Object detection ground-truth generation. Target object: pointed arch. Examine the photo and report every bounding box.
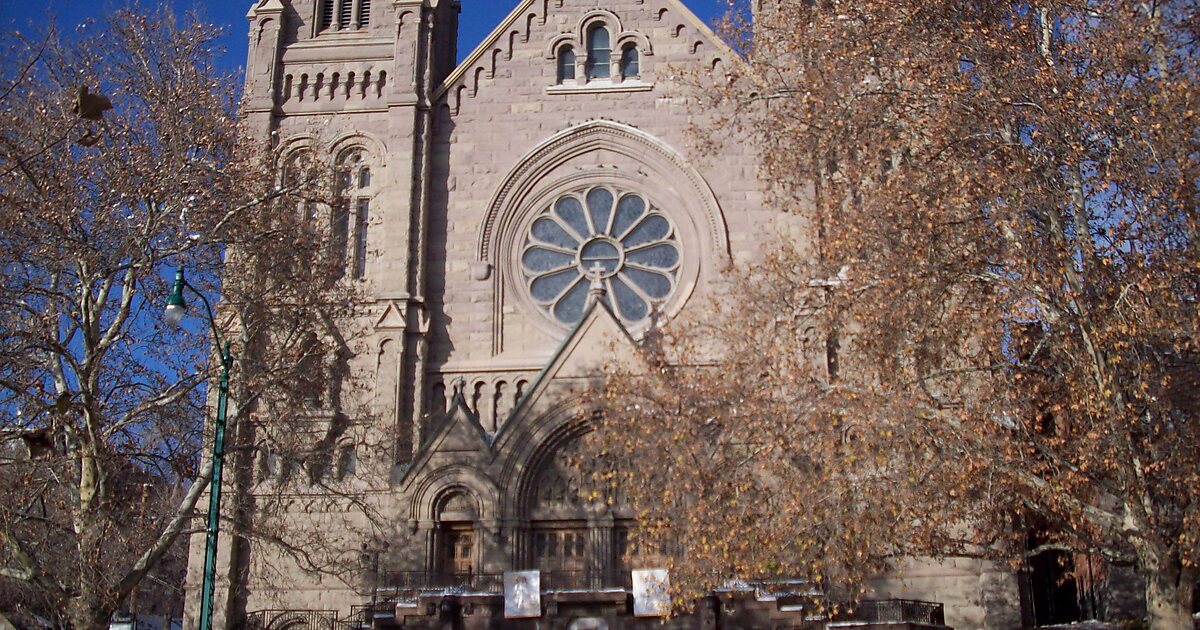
[495,398,595,519]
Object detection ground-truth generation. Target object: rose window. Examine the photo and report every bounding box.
[520,186,681,327]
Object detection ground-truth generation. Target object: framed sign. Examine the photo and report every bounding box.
[504,570,541,619]
[631,568,671,617]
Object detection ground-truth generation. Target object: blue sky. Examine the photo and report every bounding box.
[1,1,730,70]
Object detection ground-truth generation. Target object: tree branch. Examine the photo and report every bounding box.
[114,456,213,601]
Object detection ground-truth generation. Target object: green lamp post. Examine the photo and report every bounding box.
[165,269,231,630]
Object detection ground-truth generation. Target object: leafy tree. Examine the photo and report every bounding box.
[590,1,1198,628]
[0,8,366,629]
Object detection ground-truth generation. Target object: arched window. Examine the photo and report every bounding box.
[334,149,374,279]
[282,149,320,226]
[335,445,357,481]
[282,149,310,188]
[620,45,640,79]
[586,25,611,80]
[557,46,576,83]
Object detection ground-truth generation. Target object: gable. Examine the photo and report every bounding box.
[491,296,646,447]
[435,0,738,110]
[399,393,493,485]
[401,297,644,484]
[425,396,492,453]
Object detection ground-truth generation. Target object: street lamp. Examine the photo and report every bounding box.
[164,269,231,630]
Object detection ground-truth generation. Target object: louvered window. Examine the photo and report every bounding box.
[339,0,353,30]
[358,0,371,26]
[318,0,334,31]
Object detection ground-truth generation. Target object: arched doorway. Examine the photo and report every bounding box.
[521,436,621,590]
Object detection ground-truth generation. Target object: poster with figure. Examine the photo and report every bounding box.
[632,569,671,617]
[504,570,541,618]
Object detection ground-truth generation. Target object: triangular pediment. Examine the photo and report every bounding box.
[247,0,284,18]
[436,0,739,102]
[546,300,641,381]
[427,395,492,454]
[374,300,407,330]
[399,394,492,484]
[492,298,647,446]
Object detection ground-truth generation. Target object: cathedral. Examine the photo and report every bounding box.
[183,1,1029,628]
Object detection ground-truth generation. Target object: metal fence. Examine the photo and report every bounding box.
[377,569,632,594]
[244,586,943,629]
[380,570,504,594]
[540,569,632,591]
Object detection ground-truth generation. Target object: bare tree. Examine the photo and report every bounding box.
[0,8,371,629]
[590,1,1198,629]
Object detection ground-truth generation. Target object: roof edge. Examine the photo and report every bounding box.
[436,0,536,101]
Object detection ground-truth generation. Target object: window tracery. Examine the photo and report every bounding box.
[334,148,374,279]
[519,186,681,327]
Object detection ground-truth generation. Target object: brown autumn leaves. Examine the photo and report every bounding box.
[587,1,1198,628]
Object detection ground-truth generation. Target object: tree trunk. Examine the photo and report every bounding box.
[66,598,114,630]
[1143,555,1195,630]
[68,444,115,630]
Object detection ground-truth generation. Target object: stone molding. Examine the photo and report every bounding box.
[477,120,728,264]
[478,120,728,351]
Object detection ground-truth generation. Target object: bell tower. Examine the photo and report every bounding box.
[240,0,460,126]
[237,0,462,469]
[193,4,464,625]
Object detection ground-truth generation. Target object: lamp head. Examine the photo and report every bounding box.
[164,270,188,327]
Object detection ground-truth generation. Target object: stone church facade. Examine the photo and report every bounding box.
[184,1,1027,628]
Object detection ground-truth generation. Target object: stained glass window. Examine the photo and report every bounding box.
[520,186,682,327]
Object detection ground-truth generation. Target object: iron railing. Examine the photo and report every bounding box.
[245,609,340,630]
[538,568,632,591]
[247,595,944,629]
[377,569,632,594]
[380,570,504,594]
[837,599,946,625]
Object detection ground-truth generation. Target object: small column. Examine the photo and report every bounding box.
[511,520,531,570]
[418,521,437,576]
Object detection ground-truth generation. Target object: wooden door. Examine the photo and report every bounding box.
[440,528,474,577]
